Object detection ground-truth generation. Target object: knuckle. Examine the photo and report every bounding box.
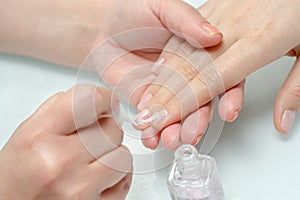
[176,61,198,81]
[177,42,195,58]
[24,134,74,188]
[194,66,224,97]
[288,85,300,100]
[73,84,111,105]
[151,88,172,105]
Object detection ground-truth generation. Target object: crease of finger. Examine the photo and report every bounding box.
[158,39,267,131]
[100,173,132,200]
[135,38,239,131]
[78,118,123,163]
[137,37,192,109]
[89,146,132,192]
[137,26,238,114]
[140,35,238,111]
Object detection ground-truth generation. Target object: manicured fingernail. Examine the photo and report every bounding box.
[134,107,168,128]
[134,109,151,126]
[228,109,240,122]
[137,92,152,110]
[151,57,165,75]
[192,133,203,146]
[281,110,296,133]
[142,127,160,149]
[202,22,222,36]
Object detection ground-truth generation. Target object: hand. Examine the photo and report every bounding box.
[133,36,245,150]
[0,0,222,67]
[134,0,300,137]
[82,0,225,150]
[0,85,132,200]
[0,0,226,150]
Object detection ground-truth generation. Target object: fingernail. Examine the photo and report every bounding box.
[281,110,296,133]
[192,133,203,146]
[134,109,151,126]
[228,109,240,122]
[142,127,160,149]
[134,107,168,128]
[142,127,158,139]
[137,92,152,110]
[202,22,222,36]
[151,57,165,75]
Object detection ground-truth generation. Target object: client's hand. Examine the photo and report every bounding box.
[89,0,243,150]
[0,85,132,200]
[135,0,300,140]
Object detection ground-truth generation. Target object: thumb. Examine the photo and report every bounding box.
[274,57,300,133]
[151,0,222,48]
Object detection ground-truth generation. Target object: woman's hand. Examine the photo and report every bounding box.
[131,36,245,150]
[84,0,243,150]
[0,0,242,150]
[0,85,132,200]
[0,0,222,67]
[134,0,300,138]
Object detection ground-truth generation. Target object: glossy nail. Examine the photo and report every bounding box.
[192,133,203,146]
[134,108,168,128]
[142,128,160,149]
[228,109,240,122]
[281,110,296,133]
[202,22,222,36]
[151,57,165,75]
[137,92,152,110]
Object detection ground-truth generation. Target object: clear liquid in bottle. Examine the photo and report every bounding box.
[167,144,225,200]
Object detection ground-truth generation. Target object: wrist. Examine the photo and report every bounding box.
[0,0,112,67]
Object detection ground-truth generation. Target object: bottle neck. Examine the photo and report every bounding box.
[175,145,212,180]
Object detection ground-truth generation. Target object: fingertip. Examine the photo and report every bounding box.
[141,137,159,150]
[141,127,160,149]
[218,98,241,122]
[156,0,222,48]
[218,82,244,122]
[181,108,210,144]
[161,124,181,151]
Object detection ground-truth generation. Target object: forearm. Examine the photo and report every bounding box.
[0,0,111,67]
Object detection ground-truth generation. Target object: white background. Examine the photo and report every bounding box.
[1,0,300,199]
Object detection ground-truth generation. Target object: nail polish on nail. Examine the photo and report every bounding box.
[228,109,240,122]
[281,109,296,133]
[137,92,152,110]
[202,22,222,36]
[134,108,168,128]
[192,133,203,146]
[134,109,151,126]
[151,57,165,75]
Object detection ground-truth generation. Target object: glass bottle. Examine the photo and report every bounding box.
[167,144,225,200]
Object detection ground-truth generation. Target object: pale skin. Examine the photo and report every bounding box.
[0,85,133,199]
[135,0,300,149]
[0,0,244,151]
[0,0,241,197]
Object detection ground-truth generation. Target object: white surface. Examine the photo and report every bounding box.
[1,53,300,200]
[1,1,300,199]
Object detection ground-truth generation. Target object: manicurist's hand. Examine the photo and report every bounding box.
[134,0,300,141]
[0,85,132,200]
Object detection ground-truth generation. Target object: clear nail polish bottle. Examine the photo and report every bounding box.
[167,144,225,200]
